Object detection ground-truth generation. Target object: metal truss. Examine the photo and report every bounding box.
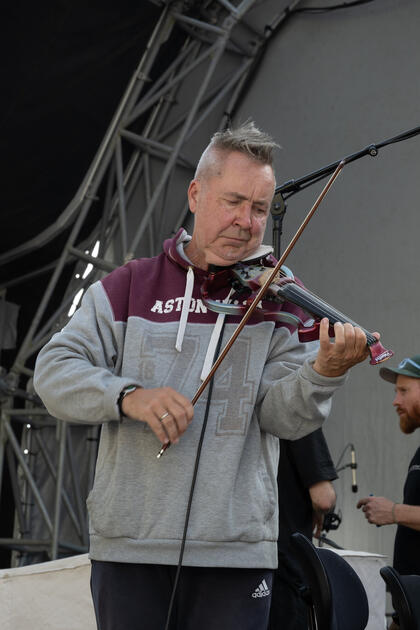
[0,0,297,566]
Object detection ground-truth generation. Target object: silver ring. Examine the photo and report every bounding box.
[159,412,170,422]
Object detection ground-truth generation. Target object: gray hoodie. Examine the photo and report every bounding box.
[33,229,346,569]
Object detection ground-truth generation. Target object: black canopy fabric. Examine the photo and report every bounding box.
[2,1,160,254]
[0,1,162,367]
[0,1,162,567]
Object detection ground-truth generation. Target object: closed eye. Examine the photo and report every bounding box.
[223,195,243,204]
[253,204,269,215]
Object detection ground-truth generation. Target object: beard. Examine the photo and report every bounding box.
[398,403,420,434]
[399,414,418,434]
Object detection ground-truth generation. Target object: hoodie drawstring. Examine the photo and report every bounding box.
[176,266,233,380]
[175,266,194,352]
[200,288,233,381]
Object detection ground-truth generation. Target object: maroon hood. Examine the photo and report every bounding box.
[102,227,310,333]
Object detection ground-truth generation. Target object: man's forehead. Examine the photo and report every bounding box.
[396,374,420,388]
[219,150,274,175]
[217,166,275,194]
[224,189,273,202]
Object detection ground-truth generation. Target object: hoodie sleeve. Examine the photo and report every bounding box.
[256,327,347,440]
[33,280,141,424]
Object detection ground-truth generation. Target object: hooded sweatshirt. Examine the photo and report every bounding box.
[33,228,346,569]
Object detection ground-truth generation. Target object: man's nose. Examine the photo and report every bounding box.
[234,203,252,229]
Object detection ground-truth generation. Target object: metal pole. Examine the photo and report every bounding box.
[129,35,230,254]
[51,420,67,559]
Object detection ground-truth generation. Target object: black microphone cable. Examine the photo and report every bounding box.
[163,317,227,630]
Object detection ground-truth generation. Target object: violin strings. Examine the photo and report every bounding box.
[278,283,375,345]
[243,265,375,346]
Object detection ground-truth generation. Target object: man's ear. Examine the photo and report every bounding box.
[187,179,200,214]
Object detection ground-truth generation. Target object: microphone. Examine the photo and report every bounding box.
[350,444,358,493]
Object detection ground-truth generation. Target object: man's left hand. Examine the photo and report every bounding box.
[357,496,395,526]
[312,318,379,377]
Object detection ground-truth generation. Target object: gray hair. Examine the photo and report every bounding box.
[194,121,278,180]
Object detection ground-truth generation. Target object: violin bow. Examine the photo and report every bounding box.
[157,159,346,458]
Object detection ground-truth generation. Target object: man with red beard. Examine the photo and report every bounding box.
[357,355,420,578]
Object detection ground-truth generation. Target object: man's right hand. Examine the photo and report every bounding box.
[121,387,194,445]
[309,480,337,538]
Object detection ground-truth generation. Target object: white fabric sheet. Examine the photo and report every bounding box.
[0,554,95,630]
[0,549,387,629]
[330,548,388,630]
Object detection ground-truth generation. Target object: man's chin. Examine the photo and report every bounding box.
[206,248,251,267]
[399,414,419,434]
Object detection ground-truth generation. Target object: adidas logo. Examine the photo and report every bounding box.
[252,579,270,598]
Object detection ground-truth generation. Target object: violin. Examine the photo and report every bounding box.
[202,263,393,366]
[157,162,391,458]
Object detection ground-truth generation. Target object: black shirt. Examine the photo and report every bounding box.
[393,445,420,575]
[277,428,337,569]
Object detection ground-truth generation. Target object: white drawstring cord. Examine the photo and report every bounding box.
[175,266,194,352]
[200,288,233,381]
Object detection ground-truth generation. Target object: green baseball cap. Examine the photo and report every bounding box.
[380,355,420,384]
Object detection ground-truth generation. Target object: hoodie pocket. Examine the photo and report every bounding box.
[87,471,144,539]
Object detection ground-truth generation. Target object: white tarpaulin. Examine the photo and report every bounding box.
[331,548,388,630]
[0,554,96,630]
[0,549,387,629]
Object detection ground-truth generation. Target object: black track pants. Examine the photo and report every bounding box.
[91,561,273,630]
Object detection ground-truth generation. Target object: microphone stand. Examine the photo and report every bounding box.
[318,535,343,550]
[334,443,354,477]
[271,124,420,255]
[271,193,286,260]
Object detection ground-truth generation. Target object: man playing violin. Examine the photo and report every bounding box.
[34,121,377,630]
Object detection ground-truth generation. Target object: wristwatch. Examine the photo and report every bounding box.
[117,385,137,420]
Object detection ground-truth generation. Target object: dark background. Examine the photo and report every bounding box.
[1,0,162,310]
[0,0,163,567]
